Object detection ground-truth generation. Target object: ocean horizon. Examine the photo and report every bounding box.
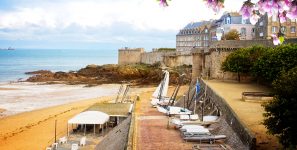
[0,48,118,82]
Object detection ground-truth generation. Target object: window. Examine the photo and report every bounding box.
[272,26,278,33]
[205,29,208,33]
[241,28,247,36]
[252,28,255,33]
[290,26,296,33]
[281,26,286,33]
[226,17,231,24]
[260,32,264,37]
[259,21,264,26]
[242,19,247,24]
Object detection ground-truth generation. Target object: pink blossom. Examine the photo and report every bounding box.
[287,6,297,20]
[205,0,224,14]
[159,0,168,7]
[279,13,287,23]
[240,5,253,19]
[277,0,291,13]
[272,34,280,45]
[250,14,260,25]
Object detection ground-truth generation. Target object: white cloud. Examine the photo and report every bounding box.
[0,0,245,49]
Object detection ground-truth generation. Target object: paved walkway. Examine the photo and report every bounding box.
[204,80,280,150]
[134,86,194,150]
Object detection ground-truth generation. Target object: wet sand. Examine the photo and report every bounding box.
[0,82,120,116]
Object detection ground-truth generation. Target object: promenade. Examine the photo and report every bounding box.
[204,80,280,150]
[134,86,194,150]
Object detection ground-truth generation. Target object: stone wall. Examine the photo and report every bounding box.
[192,39,289,80]
[163,53,192,67]
[118,48,144,65]
[203,50,238,80]
[201,79,257,150]
[118,48,193,67]
[95,116,131,150]
[140,51,171,65]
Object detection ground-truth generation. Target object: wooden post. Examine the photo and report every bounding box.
[84,124,86,136]
[54,120,57,143]
[67,123,69,137]
[100,124,102,136]
[94,124,96,135]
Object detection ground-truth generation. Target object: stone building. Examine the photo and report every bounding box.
[254,13,297,39]
[212,12,255,41]
[176,21,211,51]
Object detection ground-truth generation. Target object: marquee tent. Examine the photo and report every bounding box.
[67,111,109,136]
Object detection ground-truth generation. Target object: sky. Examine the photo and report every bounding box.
[0,0,245,50]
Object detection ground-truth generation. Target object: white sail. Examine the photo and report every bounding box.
[152,70,169,98]
[162,71,169,97]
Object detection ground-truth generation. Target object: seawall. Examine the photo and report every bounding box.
[201,79,257,150]
[95,116,131,150]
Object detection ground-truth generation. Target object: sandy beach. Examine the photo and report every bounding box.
[0,84,153,150]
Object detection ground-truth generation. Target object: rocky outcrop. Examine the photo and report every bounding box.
[26,64,192,86]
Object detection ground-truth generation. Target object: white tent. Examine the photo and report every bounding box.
[67,111,109,136]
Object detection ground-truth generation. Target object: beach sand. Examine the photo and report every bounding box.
[0,83,152,150]
[0,97,110,150]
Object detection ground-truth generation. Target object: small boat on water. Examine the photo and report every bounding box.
[0,47,15,50]
[8,47,15,50]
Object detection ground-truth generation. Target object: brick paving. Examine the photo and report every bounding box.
[135,86,194,150]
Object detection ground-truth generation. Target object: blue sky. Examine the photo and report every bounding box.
[0,0,245,50]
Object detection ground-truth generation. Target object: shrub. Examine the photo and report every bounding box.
[221,29,240,40]
[263,67,297,148]
[221,45,268,82]
[252,44,297,83]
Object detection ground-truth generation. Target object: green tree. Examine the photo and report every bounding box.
[252,44,297,83]
[221,46,268,82]
[263,67,297,148]
[221,49,249,82]
[221,29,240,40]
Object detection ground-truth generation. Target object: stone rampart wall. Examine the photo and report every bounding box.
[201,79,257,150]
[118,48,144,65]
[95,116,131,150]
[163,54,192,67]
[140,51,169,65]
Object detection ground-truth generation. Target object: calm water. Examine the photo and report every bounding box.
[0,49,117,82]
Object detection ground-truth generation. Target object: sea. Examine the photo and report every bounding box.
[0,49,118,82]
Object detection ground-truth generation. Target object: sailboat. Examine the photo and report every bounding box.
[169,79,219,126]
[150,70,170,106]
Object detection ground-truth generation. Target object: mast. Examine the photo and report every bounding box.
[121,84,130,103]
[158,71,167,101]
[115,83,124,103]
[168,74,185,106]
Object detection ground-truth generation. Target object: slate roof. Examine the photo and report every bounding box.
[182,21,211,30]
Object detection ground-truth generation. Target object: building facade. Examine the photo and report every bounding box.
[213,12,255,41]
[176,12,256,52]
[176,21,211,51]
[254,13,297,39]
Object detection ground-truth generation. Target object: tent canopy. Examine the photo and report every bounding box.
[68,111,109,125]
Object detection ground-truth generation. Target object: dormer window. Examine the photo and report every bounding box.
[226,17,231,24]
